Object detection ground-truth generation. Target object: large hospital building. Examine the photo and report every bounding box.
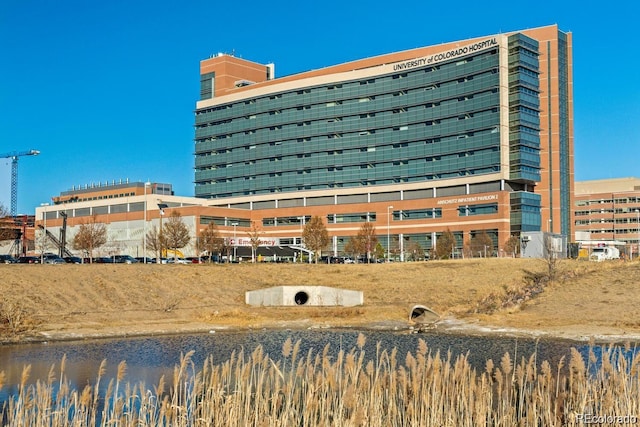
[33,24,574,259]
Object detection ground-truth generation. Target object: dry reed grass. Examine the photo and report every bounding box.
[1,335,639,426]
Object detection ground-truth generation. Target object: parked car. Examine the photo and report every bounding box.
[167,257,190,264]
[114,255,138,264]
[64,256,83,264]
[134,257,154,264]
[43,254,66,264]
[18,256,41,264]
[0,254,18,264]
[151,257,168,264]
[93,256,116,264]
[185,257,205,264]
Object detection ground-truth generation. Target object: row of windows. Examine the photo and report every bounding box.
[575,228,640,236]
[195,49,500,118]
[575,207,640,216]
[43,202,146,219]
[197,154,501,185]
[199,74,500,128]
[327,213,376,223]
[223,203,495,229]
[394,208,443,220]
[197,142,500,173]
[57,192,138,204]
[575,217,640,225]
[199,216,251,227]
[196,124,500,171]
[457,203,499,216]
[195,120,500,170]
[195,153,501,188]
[195,58,499,120]
[195,85,500,143]
[204,113,498,150]
[195,166,503,198]
[262,216,312,226]
[330,229,502,253]
[575,198,640,206]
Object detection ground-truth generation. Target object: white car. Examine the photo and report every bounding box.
[167,257,190,264]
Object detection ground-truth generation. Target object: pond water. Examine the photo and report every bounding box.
[0,328,605,404]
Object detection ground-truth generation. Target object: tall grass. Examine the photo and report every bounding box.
[1,335,639,426]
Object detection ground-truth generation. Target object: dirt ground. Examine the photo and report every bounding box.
[1,258,639,343]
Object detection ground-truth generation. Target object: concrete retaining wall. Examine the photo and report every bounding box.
[246,286,363,307]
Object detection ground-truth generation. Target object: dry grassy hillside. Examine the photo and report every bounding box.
[1,258,639,342]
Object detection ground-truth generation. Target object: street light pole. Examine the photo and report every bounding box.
[387,205,393,262]
[157,202,168,263]
[299,216,304,263]
[143,182,150,263]
[232,222,238,262]
[40,203,49,263]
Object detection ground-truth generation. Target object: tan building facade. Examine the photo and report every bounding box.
[574,177,640,257]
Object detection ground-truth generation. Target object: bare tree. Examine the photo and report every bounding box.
[246,222,263,262]
[197,222,225,262]
[71,215,107,262]
[162,211,191,258]
[344,237,359,261]
[543,233,559,282]
[435,229,455,260]
[504,235,520,257]
[0,203,16,244]
[145,225,163,262]
[0,203,13,242]
[355,222,378,263]
[35,228,51,259]
[302,215,330,264]
[469,231,493,258]
[406,240,424,261]
[389,236,402,261]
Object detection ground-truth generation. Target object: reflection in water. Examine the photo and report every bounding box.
[0,329,630,404]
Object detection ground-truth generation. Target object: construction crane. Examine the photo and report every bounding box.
[1,149,40,217]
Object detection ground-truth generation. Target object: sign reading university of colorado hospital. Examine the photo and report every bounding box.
[390,38,499,73]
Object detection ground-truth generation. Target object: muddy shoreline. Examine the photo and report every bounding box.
[14,316,639,347]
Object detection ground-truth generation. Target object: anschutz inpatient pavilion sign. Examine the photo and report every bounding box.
[437,194,499,205]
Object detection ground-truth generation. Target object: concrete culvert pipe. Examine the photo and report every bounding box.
[294,291,309,305]
[409,304,439,324]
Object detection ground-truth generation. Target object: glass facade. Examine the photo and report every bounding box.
[507,34,541,183]
[510,191,542,232]
[557,31,572,236]
[194,48,504,199]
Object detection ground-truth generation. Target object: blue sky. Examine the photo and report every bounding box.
[1,0,638,215]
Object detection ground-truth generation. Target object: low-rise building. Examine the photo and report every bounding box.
[574,177,640,258]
